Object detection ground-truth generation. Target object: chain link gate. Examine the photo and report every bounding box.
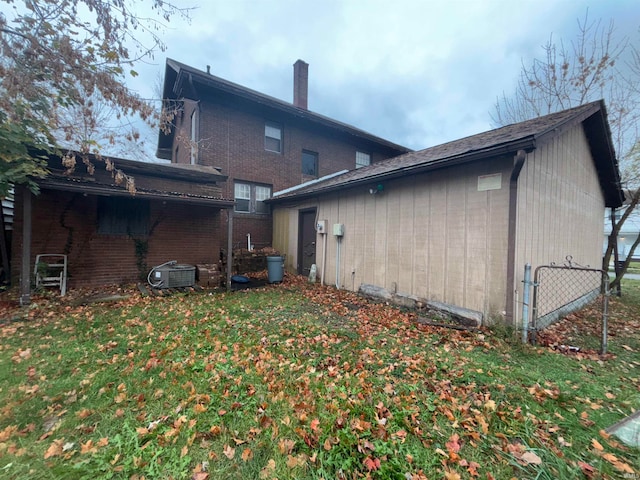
[527,256,610,354]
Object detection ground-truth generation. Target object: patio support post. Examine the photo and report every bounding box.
[20,187,32,306]
[227,208,233,292]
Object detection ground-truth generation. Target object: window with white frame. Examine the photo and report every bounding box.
[234,182,272,214]
[265,122,282,153]
[356,151,371,168]
[234,183,251,212]
[255,185,271,214]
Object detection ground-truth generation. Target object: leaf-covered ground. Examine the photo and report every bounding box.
[0,276,639,479]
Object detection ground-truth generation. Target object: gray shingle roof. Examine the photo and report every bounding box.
[271,101,623,208]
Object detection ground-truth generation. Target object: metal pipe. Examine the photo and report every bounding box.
[602,274,609,354]
[335,236,341,289]
[226,209,233,292]
[505,149,528,324]
[321,232,327,286]
[522,263,531,344]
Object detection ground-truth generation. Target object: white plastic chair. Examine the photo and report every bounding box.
[35,254,68,296]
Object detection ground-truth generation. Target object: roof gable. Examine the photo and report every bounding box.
[157,58,410,159]
[271,101,624,208]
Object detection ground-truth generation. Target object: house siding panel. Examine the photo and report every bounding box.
[274,156,512,320]
[513,125,605,326]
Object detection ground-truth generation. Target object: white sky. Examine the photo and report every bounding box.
[102,0,640,155]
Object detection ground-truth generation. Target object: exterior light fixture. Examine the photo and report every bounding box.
[369,183,384,195]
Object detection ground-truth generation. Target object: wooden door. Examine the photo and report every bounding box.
[298,209,317,276]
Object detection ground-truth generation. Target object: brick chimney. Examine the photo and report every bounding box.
[293,59,309,109]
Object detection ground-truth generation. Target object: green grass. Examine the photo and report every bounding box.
[0,279,639,479]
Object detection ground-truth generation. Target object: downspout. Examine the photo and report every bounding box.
[505,149,527,324]
[227,208,233,292]
[335,236,341,289]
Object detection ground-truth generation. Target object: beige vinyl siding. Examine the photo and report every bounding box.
[273,156,512,320]
[272,200,317,273]
[513,124,605,325]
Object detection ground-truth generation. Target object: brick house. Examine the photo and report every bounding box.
[11,153,233,303]
[157,59,410,249]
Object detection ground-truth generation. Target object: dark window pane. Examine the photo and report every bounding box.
[97,197,149,236]
[235,198,250,212]
[265,136,281,152]
[302,151,318,176]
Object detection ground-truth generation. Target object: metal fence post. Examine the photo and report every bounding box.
[522,263,531,344]
[602,273,609,355]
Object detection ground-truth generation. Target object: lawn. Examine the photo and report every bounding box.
[0,276,638,479]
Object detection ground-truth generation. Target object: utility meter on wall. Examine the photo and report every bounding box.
[316,220,327,234]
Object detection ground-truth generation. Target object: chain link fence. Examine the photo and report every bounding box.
[530,257,609,353]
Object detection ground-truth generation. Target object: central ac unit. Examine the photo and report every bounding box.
[152,264,196,288]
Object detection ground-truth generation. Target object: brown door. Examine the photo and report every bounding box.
[298,209,317,275]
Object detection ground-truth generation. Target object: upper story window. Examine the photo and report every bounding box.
[302,150,318,177]
[356,151,371,168]
[265,122,282,153]
[190,109,199,164]
[234,182,272,214]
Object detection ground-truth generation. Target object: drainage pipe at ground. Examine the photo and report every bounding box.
[335,236,342,289]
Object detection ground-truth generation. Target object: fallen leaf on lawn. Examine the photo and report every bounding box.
[484,400,496,412]
[222,445,235,459]
[80,440,97,454]
[557,436,571,447]
[520,451,542,465]
[181,445,189,458]
[0,425,18,442]
[278,438,296,455]
[446,433,461,454]
[259,459,276,479]
[76,408,93,419]
[310,418,320,432]
[444,469,461,480]
[44,439,64,459]
[578,461,595,478]
[601,453,635,473]
[192,473,208,480]
[599,429,611,439]
[241,448,253,461]
[363,456,380,471]
[591,439,604,451]
[621,345,634,351]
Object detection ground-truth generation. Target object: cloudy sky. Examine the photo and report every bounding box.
[127,0,638,156]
